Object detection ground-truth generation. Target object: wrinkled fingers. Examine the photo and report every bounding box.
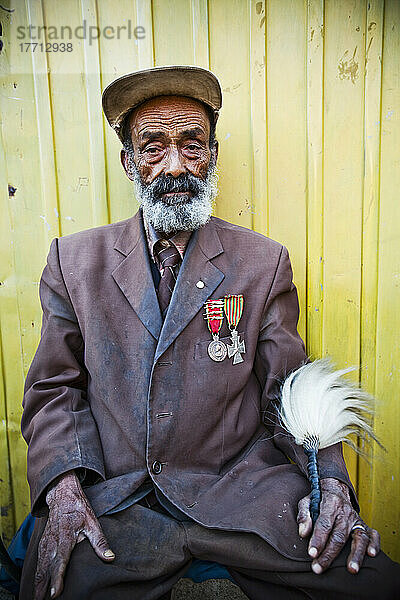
[83,514,115,561]
[34,527,55,600]
[308,512,335,560]
[297,495,313,538]
[34,525,75,599]
[347,522,374,574]
[49,549,74,598]
[367,528,380,557]
[311,516,349,574]
[34,564,50,600]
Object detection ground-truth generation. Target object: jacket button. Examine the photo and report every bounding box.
[151,460,163,475]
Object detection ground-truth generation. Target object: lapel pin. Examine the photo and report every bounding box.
[196,280,205,289]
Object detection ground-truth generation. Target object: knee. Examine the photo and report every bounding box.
[357,552,400,600]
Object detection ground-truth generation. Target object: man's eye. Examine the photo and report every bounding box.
[185,144,201,152]
[144,146,161,154]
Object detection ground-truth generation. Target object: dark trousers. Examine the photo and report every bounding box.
[20,495,400,600]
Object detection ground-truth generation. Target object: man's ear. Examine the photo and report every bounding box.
[120,149,135,181]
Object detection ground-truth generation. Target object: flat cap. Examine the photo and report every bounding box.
[102,65,222,142]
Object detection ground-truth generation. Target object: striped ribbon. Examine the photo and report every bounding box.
[204,299,224,335]
[224,294,244,329]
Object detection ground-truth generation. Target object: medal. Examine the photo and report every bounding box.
[224,294,246,364]
[204,299,227,362]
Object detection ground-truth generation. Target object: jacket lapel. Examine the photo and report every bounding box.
[154,219,225,362]
[112,212,163,340]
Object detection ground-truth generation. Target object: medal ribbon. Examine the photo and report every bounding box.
[224,295,244,330]
[204,299,224,335]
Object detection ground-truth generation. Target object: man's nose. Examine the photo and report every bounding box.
[164,146,186,178]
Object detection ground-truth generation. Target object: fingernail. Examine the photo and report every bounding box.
[312,563,322,575]
[50,588,56,598]
[103,549,115,558]
[299,523,307,536]
[309,546,318,558]
[368,547,376,556]
[350,561,359,573]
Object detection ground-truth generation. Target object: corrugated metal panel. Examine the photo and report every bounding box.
[0,0,399,559]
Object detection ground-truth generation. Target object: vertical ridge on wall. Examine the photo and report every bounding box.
[153,0,196,66]
[358,0,385,526]
[136,0,155,72]
[190,0,209,68]
[0,0,45,528]
[0,341,14,545]
[97,0,153,223]
[0,118,16,544]
[371,0,400,556]
[208,0,252,229]
[26,0,60,244]
[43,0,94,235]
[80,0,109,227]
[306,0,324,360]
[262,0,270,237]
[250,0,268,237]
[266,0,307,341]
[322,0,368,483]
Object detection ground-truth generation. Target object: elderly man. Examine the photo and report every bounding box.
[20,66,399,600]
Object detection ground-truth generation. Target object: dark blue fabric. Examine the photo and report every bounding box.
[0,513,35,595]
[0,513,232,596]
[184,559,234,583]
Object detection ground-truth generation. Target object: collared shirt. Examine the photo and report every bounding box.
[143,216,193,275]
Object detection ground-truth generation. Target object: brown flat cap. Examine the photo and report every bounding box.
[102,65,222,142]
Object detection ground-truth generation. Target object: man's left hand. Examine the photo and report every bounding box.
[297,477,380,574]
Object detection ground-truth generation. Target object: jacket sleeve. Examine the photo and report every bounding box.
[21,238,105,515]
[254,245,359,509]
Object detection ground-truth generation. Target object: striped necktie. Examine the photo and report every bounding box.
[155,240,181,316]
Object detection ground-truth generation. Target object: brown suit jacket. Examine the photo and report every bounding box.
[22,211,355,561]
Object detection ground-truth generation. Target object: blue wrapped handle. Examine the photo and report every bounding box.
[304,447,321,524]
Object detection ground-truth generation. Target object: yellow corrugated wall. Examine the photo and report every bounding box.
[0,0,399,559]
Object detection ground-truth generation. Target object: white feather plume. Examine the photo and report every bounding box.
[279,359,380,452]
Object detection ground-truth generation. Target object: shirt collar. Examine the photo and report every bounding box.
[143,213,193,263]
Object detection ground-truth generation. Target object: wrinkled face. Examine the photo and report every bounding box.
[121,95,219,234]
[127,95,215,186]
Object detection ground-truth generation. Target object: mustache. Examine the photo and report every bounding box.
[146,173,205,199]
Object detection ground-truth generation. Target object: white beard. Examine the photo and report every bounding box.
[128,158,218,235]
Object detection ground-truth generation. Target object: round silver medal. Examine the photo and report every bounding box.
[207,339,227,362]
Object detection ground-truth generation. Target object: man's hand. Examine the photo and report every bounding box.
[297,477,380,575]
[34,470,115,600]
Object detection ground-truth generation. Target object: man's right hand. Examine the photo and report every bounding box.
[34,470,115,600]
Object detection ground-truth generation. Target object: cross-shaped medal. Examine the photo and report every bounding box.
[227,330,246,364]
